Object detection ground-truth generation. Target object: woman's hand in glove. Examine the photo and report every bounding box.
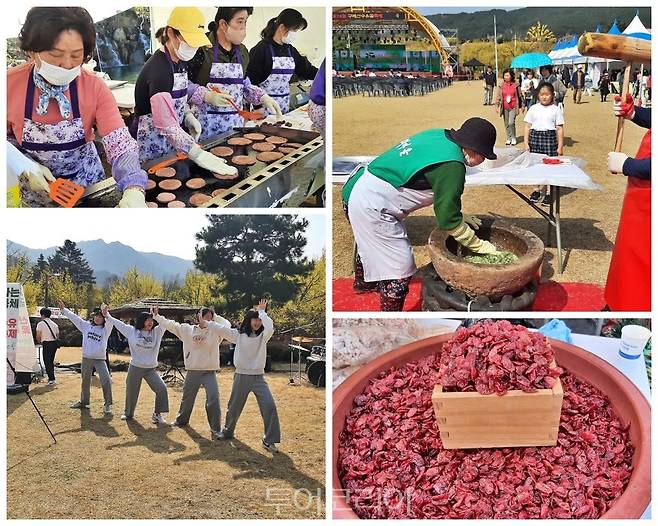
[188,144,238,176]
[261,94,283,120]
[24,163,55,193]
[118,187,147,208]
[607,152,628,174]
[184,111,202,141]
[613,93,635,120]
[204,89,235,108]
[449,221,499,255]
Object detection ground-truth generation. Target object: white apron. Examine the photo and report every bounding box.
[196,44,246,141]
[258,43,295,114]
[347,167,434,282]
[137,48,188,162]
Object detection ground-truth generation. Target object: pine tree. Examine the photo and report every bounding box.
[194,215,312,314]
[31,254,49,282]
[47,240,96,286]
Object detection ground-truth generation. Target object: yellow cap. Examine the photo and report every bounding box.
[167,7,211,48]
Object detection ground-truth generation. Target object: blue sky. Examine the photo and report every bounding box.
[9,211,325,261]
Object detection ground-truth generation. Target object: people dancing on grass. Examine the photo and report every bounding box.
[58,300,114,414]
[152,306,231,438]
[209,299,281,453]
[103,308,169,424]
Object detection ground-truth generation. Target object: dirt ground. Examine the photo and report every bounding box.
[332,81,646,284]
[7,348,326,519]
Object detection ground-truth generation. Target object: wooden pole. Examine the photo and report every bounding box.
[614,62,632,152]
[577,32,650,63]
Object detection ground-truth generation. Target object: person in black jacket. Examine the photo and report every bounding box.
[246,9,318,115]
[483,66,496,105]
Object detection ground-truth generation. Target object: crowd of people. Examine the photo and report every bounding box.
[38,298,282,453]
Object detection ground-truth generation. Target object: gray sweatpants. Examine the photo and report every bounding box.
[80,357,112,406]
[175,370,220,433]
[223,373,281,444]
[124,364,169,418]
[503,108,519,141]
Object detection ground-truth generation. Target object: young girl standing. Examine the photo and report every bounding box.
[103,308,169,424]
[58,300,114,414]
[524,82,565,205]
[210,299,280,453]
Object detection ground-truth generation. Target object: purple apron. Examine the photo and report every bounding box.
[137,48,189,162]
[258,44,295,114]
[196,44,246,141]
[20,67,105,206]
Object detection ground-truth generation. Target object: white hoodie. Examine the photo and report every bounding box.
[62,308,114,360]
[153,313,230,371]
[208,310,274,375]
[106,314,166,369]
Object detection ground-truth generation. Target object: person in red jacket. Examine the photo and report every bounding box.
[604,93,651,311]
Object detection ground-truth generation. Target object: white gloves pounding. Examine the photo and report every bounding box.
[188,144,238,176]
[607,152,628,174]
[462,213,482,231]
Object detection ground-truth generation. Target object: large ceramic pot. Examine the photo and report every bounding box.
[428,219,544,301]
[333,334,651,519]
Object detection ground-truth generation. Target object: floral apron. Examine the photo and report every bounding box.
[20,67,105,207]
[137,48,188,162]
[197,44,246,141]
[258,44,295,115]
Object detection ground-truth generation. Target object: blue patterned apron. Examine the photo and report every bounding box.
[258,43,295,115]
[137,48,189,162]
[196,44,246,141]
[20,67,105,207]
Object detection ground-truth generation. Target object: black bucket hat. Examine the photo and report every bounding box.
[446,117,497,160]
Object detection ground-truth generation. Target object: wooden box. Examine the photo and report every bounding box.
[431,377,563,449]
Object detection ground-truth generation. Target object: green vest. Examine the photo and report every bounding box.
[342,129,465,203]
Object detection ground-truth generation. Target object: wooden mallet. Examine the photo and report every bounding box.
[578,33,651,152]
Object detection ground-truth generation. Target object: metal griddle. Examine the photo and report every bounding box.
[81,124,323,208]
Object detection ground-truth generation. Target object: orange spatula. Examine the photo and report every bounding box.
[147,151,188,175]
[209,86,263,121]
[49,178,85,208]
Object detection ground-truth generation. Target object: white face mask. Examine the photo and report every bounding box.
[36,54,81,86]
[176,40,198,62]
[282,30,298,45]
[224,23,246,45]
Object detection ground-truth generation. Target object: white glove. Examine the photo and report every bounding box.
[184,111,202,142]
[203,89,234,108]
[450,222,499,255]
[118,187,147,208]
[261,94,283,119]
[607,152,628,174]
[472,240,498,255]
[462,213,482,231]
[24,163,56,193]
[188,144,238,176]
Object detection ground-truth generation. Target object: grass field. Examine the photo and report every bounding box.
[332,81,646,285]
[7,348,325,519]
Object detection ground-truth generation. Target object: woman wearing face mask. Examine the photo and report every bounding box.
[6,7,148,207]
[152,306,231,438]
[209,299,280,454]
[186,7,282,141]
[58,300,115,414]
[133,7,236,178]
[342,118,500,311]
[103,308,169,424]
[247,9,318,115]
